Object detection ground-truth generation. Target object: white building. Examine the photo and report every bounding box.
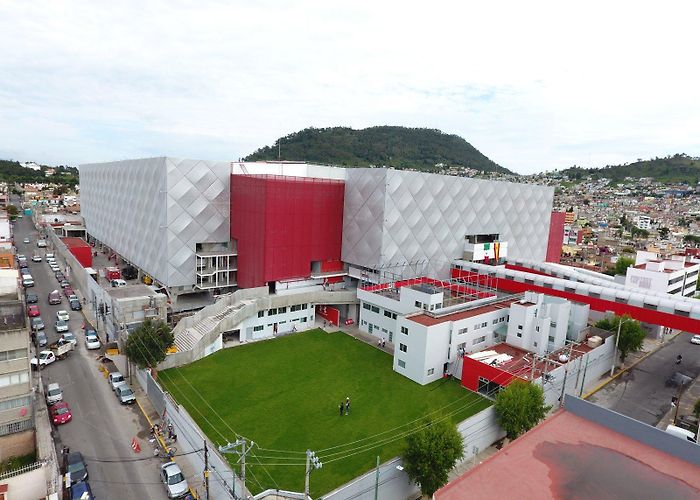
[635,215,652,230]
[626,251,700,298]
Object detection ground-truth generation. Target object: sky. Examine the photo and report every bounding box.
[2,0,700,174]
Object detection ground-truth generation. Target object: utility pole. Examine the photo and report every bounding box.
[304,450,322,499]
[219,438,252,499]
[373,455,380,500]
[204,440,209,500]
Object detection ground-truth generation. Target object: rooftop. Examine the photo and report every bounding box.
[108,284,164,300]
[435,404,700,500]
[408,298,517,327]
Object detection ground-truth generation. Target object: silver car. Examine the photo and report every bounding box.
[114,382,136,405]
[160,462,189,498]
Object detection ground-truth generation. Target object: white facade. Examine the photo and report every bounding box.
[342,169,554,278]
[625,253,699,297]
[635,215,652,230]
[79,157,231,288]
[237,302,315,342]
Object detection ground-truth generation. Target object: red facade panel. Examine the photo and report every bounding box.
[460,356,525,391]
[231,175,345,288]
[60,237,93,268]
[546,211,565,263]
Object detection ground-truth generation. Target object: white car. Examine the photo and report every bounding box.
[61,332,77,346]
[32,254,42,262]
[85,333,101,350]
[56,310,70,322]
[46,383,63,405]
[55,320,69,333]
[691,335,700,345]
[23,237,30,244]
[160,462,189,498]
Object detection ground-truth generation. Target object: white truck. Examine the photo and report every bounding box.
[30,341,74,369]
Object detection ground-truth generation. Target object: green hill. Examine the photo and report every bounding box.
[561,154,700,184]
[244,126,512,174]
[0,160,78,186]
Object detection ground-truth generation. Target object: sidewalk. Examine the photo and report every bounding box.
[657,371,700,431]
[322,320,395,355]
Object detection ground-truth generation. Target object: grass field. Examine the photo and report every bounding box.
[160,329,490,497]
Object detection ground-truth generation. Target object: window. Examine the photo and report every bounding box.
[268,308,278,316]
[384,310,397,319]
[292,304,303,312]
[382,328,387,333]
[0,371,29,388]
[535,326,540,332]
[399,343,407,353]
[302,304,308,310]
[371,306,379,313]
[401,326,409,335]
[474,324,481,331]
[301,317,308,322]
[548,336,554,343]
[0,396,30,411]
[363,303,371,310]
[415,301,422,308]
[534,341,538,347]
[458,327,468,335]
[435,303,442,309]
[472,335,486,345]
[499,317,505,323]
[482,322,487,328]
[427,368,435,376]
[492,319,498,325]
[257,311,264,318]
[278,307,287,314]
[0,349,26,362]
[397,359,406,368]
[361,320,367,326]
[0,419,33,437]
[517,332,522,338]
[550,321,557,328]
[517,325,523,330]
[253,325,264,332]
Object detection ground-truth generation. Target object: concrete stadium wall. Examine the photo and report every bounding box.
[135,368,244,499]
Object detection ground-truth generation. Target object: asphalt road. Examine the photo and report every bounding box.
[16,213,166,499]
[588,332,700,426]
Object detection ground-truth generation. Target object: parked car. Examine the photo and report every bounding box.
[64,286,74,297]
[27,305,40,317]
[31,316,45,331]
[46,383,63,404]
[25,292,38,304]
[66,451,88,483]
[56,310,70,322]
[55,272,65,281]
[22,237,30,244]
[46,253,55,260]
[20,267,31,276]
[70,481,94,500]
[55,320,69,333]
[17,254,26,262]
[22,276,34,287]
[60,280,71,289]
[691,335,700,345]
[160,462,189,499]
[108,372,125,391]
[49,290,62,305]
[49,264,60,273]
[36,239,47,248]
[36,330,48,347]
[32,254,42,262]
[70,299,82,311]
[111,279,127,288]
[114,382,136,404]
[85,333,100,350]
[122,266,138,280]
[19,260,28,269]
[50,401,72,425]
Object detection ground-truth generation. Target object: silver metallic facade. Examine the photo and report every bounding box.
[342,169,554,277]
[79,157,230,288]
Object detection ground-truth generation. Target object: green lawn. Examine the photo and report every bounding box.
[160,330,490,497]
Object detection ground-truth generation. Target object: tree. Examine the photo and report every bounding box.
[5,204,18,218]
[614,256,635,275]
[658,227,670,240]
[402,418,464,497]
[494,380,551,440]
[595,315,646,363]
[124,319,174,369]
[693,398,700,419]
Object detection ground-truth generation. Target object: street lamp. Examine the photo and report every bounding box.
[610,317,632,377]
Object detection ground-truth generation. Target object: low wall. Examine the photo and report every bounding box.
[0,463,48,499]
[0,430,34,460]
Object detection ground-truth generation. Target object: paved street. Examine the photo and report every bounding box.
[16,212,166,499]
[588,332,700,426]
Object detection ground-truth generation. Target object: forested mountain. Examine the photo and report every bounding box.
[0,160,78,185]
[244,126,512,174]
[560,154,700,184]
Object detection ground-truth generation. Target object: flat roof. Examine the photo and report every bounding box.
[108,284,162,299]
[408,299,516,327]
[435,410,700,499]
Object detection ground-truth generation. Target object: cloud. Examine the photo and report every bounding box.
[1,0,700,173]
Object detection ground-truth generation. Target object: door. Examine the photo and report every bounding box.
[368,324,373,334]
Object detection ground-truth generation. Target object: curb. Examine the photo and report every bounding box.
[583,332,682,399]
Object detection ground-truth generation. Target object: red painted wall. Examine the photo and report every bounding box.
[451,268,700,333]
[316,305,340,326]
[60,237,92,268]
[231,175,345,288]
[461,356,525,391]
[546,212,565,263]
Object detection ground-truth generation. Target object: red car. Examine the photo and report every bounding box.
[27,305,40,317]
[63,287,74,297]
[50,402,72,425]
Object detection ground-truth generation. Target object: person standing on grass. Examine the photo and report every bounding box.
[345,397,350,415]
[339,402,344,416]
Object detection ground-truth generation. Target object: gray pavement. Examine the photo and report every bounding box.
[15,211,168,499]
[587,331,700,426]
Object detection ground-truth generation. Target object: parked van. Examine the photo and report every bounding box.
[110,279,127,288]
[22,275,35,288]
[48,290,61,305]
[665,424,697,443]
